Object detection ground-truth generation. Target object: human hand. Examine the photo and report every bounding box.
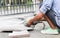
[25,19,33,27]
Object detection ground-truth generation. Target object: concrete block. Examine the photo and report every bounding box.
[8,30,30,38]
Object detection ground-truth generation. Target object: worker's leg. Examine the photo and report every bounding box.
[44,15,56,29]
[45,10,60,29]
[41,10,59,34]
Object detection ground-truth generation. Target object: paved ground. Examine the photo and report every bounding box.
[0,23,60,38]
[0,13,60,38]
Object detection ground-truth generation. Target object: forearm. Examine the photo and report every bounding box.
[26,11,44,27]
[32,12,44,22]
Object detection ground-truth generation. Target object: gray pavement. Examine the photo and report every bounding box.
[0,13,60,38]
[0,23,60,38]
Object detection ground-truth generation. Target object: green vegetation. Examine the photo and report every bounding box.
[0,0,33,9]
[26,0,32,4]
[26,0,32,7]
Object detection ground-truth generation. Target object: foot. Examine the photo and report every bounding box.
[41,27,59,34]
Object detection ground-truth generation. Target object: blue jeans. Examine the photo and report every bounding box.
[46,10,60,29]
